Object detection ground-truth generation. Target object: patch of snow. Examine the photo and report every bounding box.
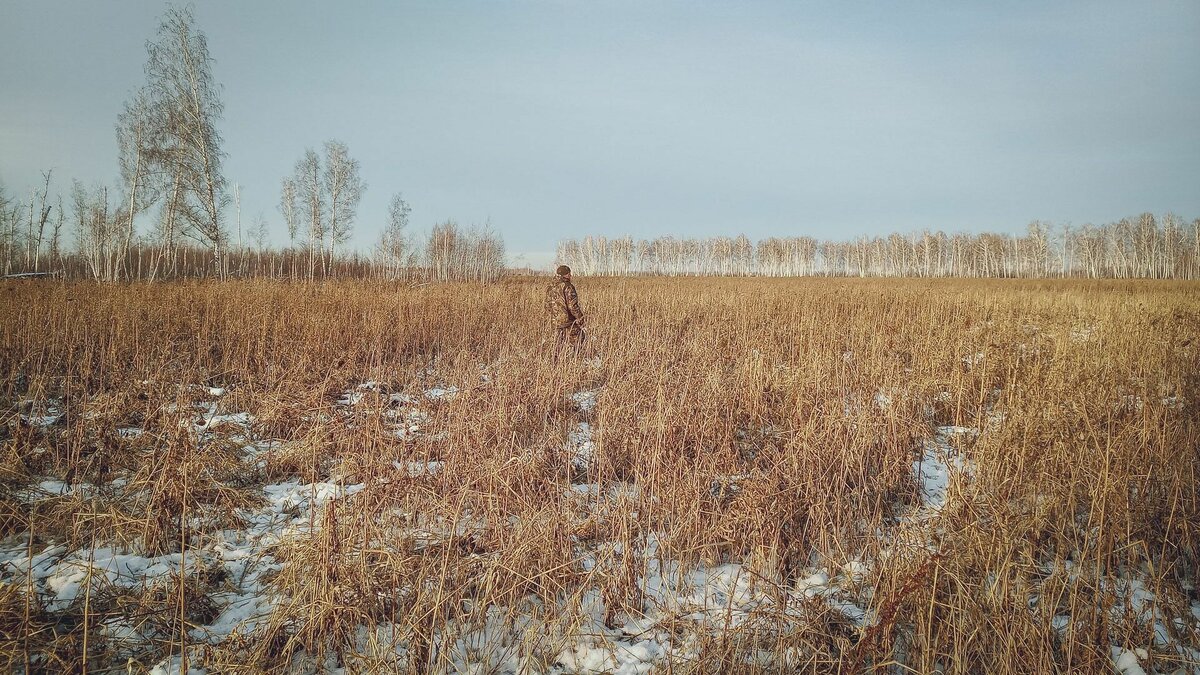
[842,559,869,584]
[935,425,978,437]
[874,391,892,410]
[424,386,459,401]
[962,352,985,369]
[1110,646,1148,675]
[394,460,444,477]
[389,392,416,405]
[1116,395,1144,412]
[13,479,113,503]
[568,482,640,501]
[556,640,622,674]
[1070,325,1097,343]
[149,653,208,675]
[572,389,600,414]
[17,398,64,427]
[795,571,830,597]
[260,481,365,516]
[913,435,970,513]
[567,422,595,472]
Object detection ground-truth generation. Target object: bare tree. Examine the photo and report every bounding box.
[469,222,506,282]
[1191,219,1200,280]
[72,181,123,280]
[322,141,364,276]
[278,177,299,247]
[377,193,412,280]
[0,179,13,275]
[234,182,243,274]
[49,195,66,271]
[147,174,185,281]
[426,220,459,282]
[143,6,229,276]
[246,213,269,275]
[24,171,53,273]
[292,150,324,279]
[116,90,162,280]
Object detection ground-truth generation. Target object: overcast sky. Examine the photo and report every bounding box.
[2,1,1198,267]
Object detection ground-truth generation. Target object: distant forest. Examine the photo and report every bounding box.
[557,216,1200,279]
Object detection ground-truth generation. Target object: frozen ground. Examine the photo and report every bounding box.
[3,379,1198,674]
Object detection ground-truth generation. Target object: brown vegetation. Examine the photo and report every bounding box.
[0,277,1197,673]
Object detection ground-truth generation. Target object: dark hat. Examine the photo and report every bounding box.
[556,264,571,276]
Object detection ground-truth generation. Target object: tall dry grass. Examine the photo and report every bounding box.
[0,277,1197,673]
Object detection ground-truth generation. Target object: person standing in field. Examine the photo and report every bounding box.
[546,264,585,357]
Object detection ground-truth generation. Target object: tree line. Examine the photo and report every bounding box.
[0,175,503,281]
[556,216,1200,279]
[0,6,504,283]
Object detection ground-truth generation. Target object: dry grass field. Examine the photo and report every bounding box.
[0,277,1197,674]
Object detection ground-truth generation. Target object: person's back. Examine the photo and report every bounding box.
[546,265,585,355]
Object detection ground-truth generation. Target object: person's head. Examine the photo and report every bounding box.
[556,264,571,280]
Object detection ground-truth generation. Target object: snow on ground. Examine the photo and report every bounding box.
[6,379,1198,673]
[395,459,445,477]
[333,380,433,438]
[1112,647,1150,675]
[571,389,599,414]
[424,385,460,401]
[913,425,976,512]
[566,422,595,473]
[2,386,383,662]
[17,397,63,426]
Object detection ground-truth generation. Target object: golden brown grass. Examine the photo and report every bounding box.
[0,276,1197,673]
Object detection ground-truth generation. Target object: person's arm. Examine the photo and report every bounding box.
[565,283,584,325]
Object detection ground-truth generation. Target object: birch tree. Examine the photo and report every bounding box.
[72,181,122,280]
[279,177,299,247]
[0,179,13,275]
[25,171,53,273]
[143,6,229,276]
[293,150,324,279]
[116,91,164,280]
[322,140,365,275]
[426,221,458,282]
[377,193,412,279]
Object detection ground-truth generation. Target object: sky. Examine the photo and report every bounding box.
[2,1,1198,268]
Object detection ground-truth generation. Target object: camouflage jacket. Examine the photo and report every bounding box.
[545,276,584,329]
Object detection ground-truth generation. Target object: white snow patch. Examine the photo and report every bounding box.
[572,389,600,414]
[913,438,969,513]
[424,386,459,401]
[17,398,63,427]
[567,422,595,472]
[1110,646,1148,675]
[394,460,444,477]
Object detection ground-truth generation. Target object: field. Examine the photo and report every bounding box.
[0,277,1197,674]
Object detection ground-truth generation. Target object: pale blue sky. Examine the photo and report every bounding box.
[2,1,1198,267]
